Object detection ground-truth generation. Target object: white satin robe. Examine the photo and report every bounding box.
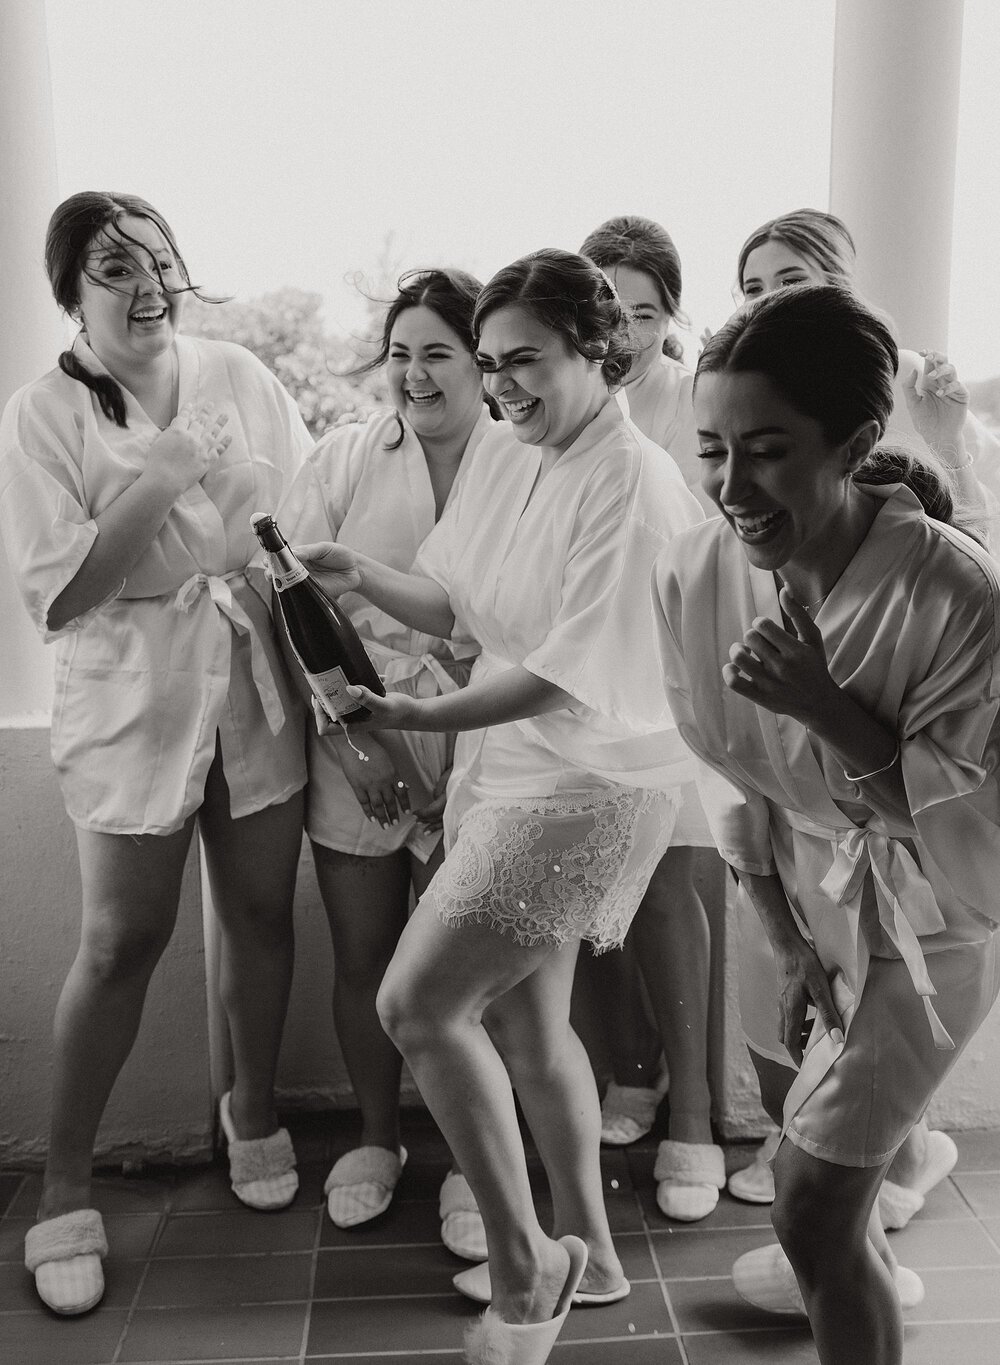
[413,396,703,950]
[280,406,492,860]
[653,485,1000,1164]
[0,335,312,834]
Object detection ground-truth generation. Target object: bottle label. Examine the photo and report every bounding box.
[308,665,362,719]
[271,562,309,592]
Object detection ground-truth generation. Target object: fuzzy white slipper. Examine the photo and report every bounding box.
[453,1257,630,1307]
[727,1129,780,1205]
[440,1172,488,1261]
[879,1130,958,1230]
[600,1083,660,1146]
[219,1092,298,1210]
[462,1235,588,1363]
[24,1209,108,1316]
[654,1139,726,1222]
[324,1145,407,1228]
[732,1243,925,1316]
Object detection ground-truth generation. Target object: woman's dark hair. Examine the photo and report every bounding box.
[45,191,205,427]
[473,248,635,387]
[696,283,970,533]
[737,208,856,296]
[356,268,485,449]
[579,215,686,362]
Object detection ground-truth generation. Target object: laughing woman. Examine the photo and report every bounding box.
[298,249,701,1363]
[0,192,311,1315]
[653,284,1000,1365]
[279,270,493,1256]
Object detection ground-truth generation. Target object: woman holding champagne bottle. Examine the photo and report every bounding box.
[298,248,702,1364]
[277,270,494,1255]
[0,192,311,1316]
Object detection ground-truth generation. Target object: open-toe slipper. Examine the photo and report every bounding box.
[219,1091,298,1211]
[654,1139,726,1222]
[727,1128,780,1204]
[454,1256,629,1307]
[439,1172,488,1261]
[24,1209,108,1316]
[463,1235,588,1364]
[324,1145,407,1228]
[600,1083,661,1146]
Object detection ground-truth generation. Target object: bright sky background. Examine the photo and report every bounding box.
[43,0,1000,377]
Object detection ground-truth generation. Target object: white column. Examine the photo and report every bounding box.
[829,0,964,350]
[0,0,64,720]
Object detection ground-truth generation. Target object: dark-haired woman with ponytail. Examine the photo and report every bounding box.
[296,248,702,1363]
[279,269,493,1253]
[0,193,313,1315]
[653,283,1000,1365]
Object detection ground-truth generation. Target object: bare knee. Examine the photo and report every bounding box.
[77,916,173,986]
[376,964,446,1053]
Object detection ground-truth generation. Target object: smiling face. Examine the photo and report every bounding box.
[386,305,483,445]
[76,214,185,375]
[695,369,871,579]
[607,264,671,380]
[740,239,828,300]
[476,304,608,455]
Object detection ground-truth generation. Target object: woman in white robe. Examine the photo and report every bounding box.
[279,270,492,1252]
[575,215,725,1220]
[652,283,1000,1365]
[299,249,701,1364]
[0,193,311,1316]
[727,206,996,1217]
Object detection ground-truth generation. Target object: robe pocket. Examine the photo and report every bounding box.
[68,600,154,675]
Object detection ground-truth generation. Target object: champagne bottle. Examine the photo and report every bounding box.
[251,512,385,724]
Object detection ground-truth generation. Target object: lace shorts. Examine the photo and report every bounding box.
[421,784,679,951]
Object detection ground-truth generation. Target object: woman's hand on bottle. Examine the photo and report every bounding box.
[142,402,231,497]
[772,937,844,1067]
[902,350,969,464]
[293,541,363,597]
[337,735,411,827]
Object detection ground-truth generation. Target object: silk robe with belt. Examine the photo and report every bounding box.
[653,485,1000,1163]
[280,406,492,861]
[0,335,312,834]
[411,397,703,950]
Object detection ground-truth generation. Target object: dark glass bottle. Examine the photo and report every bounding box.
[251,512,385,722]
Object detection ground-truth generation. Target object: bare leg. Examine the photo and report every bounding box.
[377,903,574,1324]
[773,1142,901,1365]
[486,947,624,1294]
[633,847,713,1144]
[199,754,303,1140]
[312,843,411,1152]
[39,820,196,1219]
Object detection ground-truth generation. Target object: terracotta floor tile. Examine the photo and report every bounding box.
[905,1175,978,1221]
[314,1242,460,1299]
[952,1172,1000,1218]
[306,1291,470,1354]
[318,1195,441,1248]
[635,1180,775,1231]
[0,1174,25,1219]
[902,1320,1000,1363]
[614,1231,658,1282]
[907,1265,1000,1321]
[552,1339,685,1362]
[153,1209,319,1258]
[652,1224,780,1279]
[888,1215,1000,1268]
[558,1281,676,1341]
[137,1251,312,1307]
[681,1326,817,1363]
[665,1273,793,1334]
[6,1172,172,1218]
[0,1215,32,1262]
[950,1128,1000,1173]
[118,1302,307,1361]
[0,1309,129,1365]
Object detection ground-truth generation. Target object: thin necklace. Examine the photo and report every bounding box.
[775,575,829,613]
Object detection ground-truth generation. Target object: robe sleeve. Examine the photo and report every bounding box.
[519,458,698,732]
[652,542,777,875]
[0,383,123,642]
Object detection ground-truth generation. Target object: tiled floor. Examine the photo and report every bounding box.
[2,1112,999,1363]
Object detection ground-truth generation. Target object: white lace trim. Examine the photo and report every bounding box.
[423,786,677,951]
